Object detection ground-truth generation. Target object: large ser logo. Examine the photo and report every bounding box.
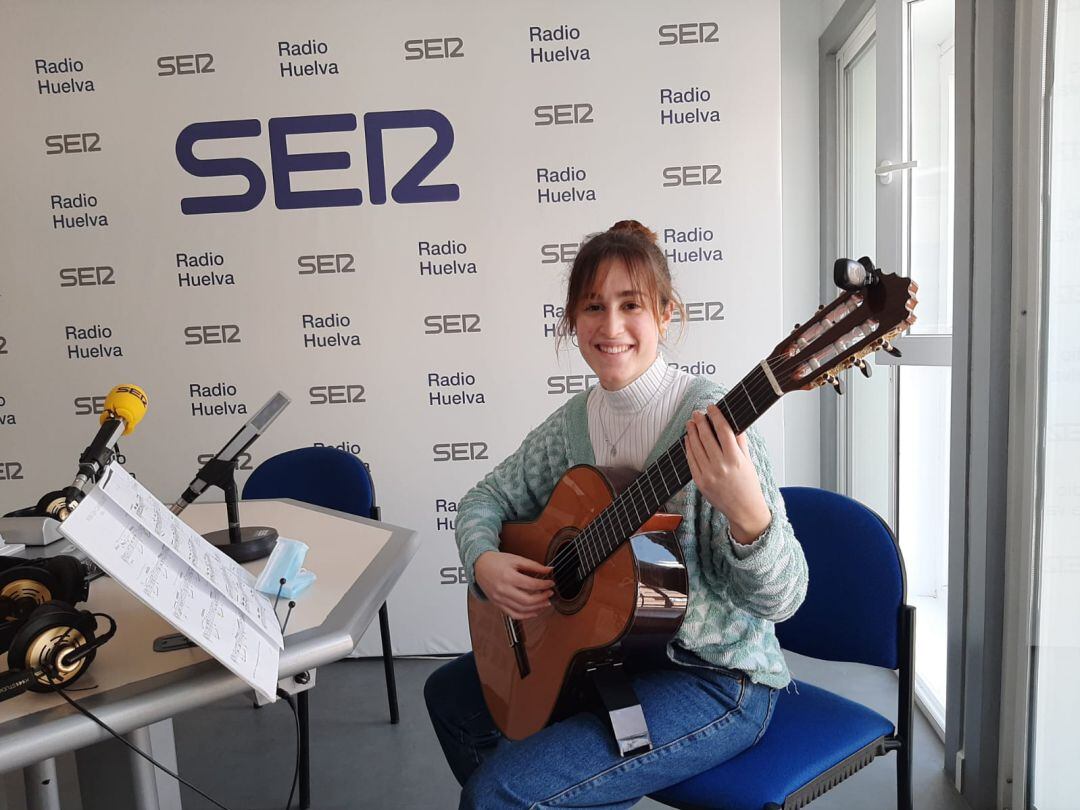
[176,111,458,214]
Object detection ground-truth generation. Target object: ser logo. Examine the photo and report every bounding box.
[440,566,468,585]
[424,314,481,335]
[157,53,215,76]
[298,254,354,275]
[433,442,488,462]
[404,37,464,60]
[658,22,720,46]
[534,103,594,126]
[176,110,458,214]
[183,324,241,345]
[671,301,725,322]
[0,462,24,481]
[198,452,252,470]
[662,165,722,187]
[45,133,101,155]
[309,384,366,405]
[60,266,114,287]
[547,374,599,394]
[540,243,579,264]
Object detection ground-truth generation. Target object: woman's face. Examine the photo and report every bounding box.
[575,258,672,391]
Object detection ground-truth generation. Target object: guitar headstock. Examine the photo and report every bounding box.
[769,257,918,393]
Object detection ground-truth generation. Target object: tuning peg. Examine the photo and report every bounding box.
[825,374,845,395]
[793,323,801,331]
[856,358,872,378]
[882,341,902,358]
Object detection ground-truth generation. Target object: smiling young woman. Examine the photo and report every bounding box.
[424,220,807,810]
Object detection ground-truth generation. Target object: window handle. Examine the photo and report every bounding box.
[875,159,918,185]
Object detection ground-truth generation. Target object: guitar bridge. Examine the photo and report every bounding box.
[503,616,531,678]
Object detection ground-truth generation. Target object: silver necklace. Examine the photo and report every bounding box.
[598,395,648,459]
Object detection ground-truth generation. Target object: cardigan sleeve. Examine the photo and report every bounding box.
[455,405,573,589]
[677,381,808,623]
[704,422,809,622]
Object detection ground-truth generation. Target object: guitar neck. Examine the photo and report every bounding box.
[575,361,782,572]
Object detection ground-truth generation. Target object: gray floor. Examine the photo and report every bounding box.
[172,655,970,810]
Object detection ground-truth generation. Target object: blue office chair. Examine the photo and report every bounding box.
[243,447,399,810]
[650,486,914,810]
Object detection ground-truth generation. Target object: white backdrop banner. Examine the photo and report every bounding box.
[0,0,785,655]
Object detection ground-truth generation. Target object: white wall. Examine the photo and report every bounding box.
[0,0,793,655]
[778,0,832,487]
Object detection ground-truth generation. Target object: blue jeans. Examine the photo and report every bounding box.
[424,653,778,809]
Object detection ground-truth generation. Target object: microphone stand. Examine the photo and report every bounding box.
[194,458,277,563]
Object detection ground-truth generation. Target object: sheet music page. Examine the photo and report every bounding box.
[92,464,282,646]
[59,464,282,700]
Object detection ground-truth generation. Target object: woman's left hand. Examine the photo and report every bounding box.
[685,405,772,544]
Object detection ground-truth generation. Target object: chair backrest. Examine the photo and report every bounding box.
[242,447,376,519]
[776,486,906,670]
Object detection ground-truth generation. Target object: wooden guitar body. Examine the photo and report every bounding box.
[467,464,688,740]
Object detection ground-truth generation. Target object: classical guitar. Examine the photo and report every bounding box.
[468,257,918,741]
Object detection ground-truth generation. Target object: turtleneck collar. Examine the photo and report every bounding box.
[595,354,672,414]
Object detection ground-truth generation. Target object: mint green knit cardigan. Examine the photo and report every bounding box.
[455,377,808,688]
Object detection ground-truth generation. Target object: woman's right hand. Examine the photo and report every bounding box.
[474,551,555,620]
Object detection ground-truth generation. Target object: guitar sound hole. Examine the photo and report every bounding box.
[550,541,585,601]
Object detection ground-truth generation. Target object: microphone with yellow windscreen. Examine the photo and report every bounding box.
[47,384,148,519]
[100,384,148,435]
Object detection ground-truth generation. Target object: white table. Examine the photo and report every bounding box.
[0,499,418,810]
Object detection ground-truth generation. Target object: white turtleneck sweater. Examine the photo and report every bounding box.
[586,354,757,558]
[586,354,694,472]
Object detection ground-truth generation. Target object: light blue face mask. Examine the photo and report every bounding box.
[255,537,316,599]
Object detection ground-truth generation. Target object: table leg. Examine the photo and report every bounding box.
[298,690,310,810]
[23,759,60,810]
[126,727,161,810]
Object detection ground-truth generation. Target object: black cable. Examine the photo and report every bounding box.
[49,682,234,810]
[276,687,301,810]
[37,613,300,810]
[60,683,99,693]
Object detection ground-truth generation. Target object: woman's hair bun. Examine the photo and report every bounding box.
[609,219,658,244]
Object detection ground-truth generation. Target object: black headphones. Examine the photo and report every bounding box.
[0,555,115,696]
